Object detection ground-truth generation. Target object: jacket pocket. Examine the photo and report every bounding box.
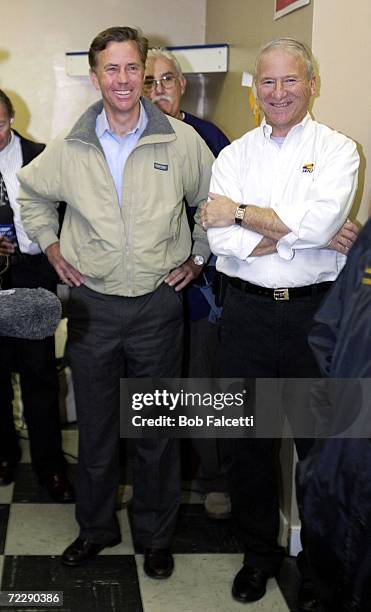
[76,239,119,280]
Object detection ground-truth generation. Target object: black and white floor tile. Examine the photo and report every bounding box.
[0,429,299,611]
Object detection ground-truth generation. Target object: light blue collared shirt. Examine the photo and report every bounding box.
[95,102,148,206]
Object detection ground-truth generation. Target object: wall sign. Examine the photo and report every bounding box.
[274,0,310,20]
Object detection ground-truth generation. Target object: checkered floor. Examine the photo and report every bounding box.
[0,429,299,611]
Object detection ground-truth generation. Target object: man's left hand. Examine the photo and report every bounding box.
[164,258,204,292]
[200,192,237,228]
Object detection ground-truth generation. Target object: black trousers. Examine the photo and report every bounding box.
[65,283,183,547]
[0,254,65,475]
[219,284,326,574]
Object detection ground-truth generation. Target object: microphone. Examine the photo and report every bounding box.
[0,287,62,339]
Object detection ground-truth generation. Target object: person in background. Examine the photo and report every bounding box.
[144,48,231,520]
[0,89,74,503]
[144,48,229,157]
[18,27,213,579]
[202,38,359,611]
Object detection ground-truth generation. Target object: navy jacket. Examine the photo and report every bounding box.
[297,219,371,611]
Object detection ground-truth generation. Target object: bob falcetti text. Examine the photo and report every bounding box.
[131,415,254,428]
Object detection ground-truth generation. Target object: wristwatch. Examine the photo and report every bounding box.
[191,254,205,266]
[235,204,247,226]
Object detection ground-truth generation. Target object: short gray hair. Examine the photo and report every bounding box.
[146,48,184,79]
[255,38,314,80]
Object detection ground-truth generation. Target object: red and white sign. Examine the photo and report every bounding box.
[274,0,310,20]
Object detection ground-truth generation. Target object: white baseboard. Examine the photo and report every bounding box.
[288,525,302,557]
[279,511,302,557]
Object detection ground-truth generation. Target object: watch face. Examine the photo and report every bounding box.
[192,255,205,266]
[235,205,246,225]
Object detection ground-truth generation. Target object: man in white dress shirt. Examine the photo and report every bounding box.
[201,38,360,611]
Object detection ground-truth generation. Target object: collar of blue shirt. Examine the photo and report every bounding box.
[96,101,147,142]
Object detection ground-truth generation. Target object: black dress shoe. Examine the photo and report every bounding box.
[61,536,121,566]
[0,460,17,486]
[143,548,174,579]
[232,565,271,603]
[39,471,75,503]
[297,579,320,612]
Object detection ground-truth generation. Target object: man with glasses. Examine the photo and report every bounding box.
[144,48,231,521]
[18,27,213,578]
[144,48,229,157]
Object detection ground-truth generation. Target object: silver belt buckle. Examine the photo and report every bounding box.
[274,288,289,301]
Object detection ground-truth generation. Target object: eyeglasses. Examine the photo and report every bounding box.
[143,74,177,92]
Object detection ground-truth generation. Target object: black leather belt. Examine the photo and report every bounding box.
[228,277,332,301]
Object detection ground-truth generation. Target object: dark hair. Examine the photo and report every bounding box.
[0,90,14,119]
[89,26,148,70]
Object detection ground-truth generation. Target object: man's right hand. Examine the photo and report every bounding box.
[328,220,359,255]
[45,241,85,287]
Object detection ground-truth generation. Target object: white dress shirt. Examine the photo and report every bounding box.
[0,131,41,254]
[207,114,359,288]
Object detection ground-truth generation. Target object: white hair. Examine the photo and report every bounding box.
[255,38,314,80]
[146,48,184,79]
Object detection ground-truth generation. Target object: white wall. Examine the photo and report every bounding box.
[311,0,371,222]
[0,0,206,142]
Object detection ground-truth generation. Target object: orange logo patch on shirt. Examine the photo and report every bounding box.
[302,163,314,173]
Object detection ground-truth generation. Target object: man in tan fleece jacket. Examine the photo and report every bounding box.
[18,26,213,579]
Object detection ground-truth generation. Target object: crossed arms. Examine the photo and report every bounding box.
[200,193,359,258]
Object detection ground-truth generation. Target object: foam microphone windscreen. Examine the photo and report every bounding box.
[0,287,62,339]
